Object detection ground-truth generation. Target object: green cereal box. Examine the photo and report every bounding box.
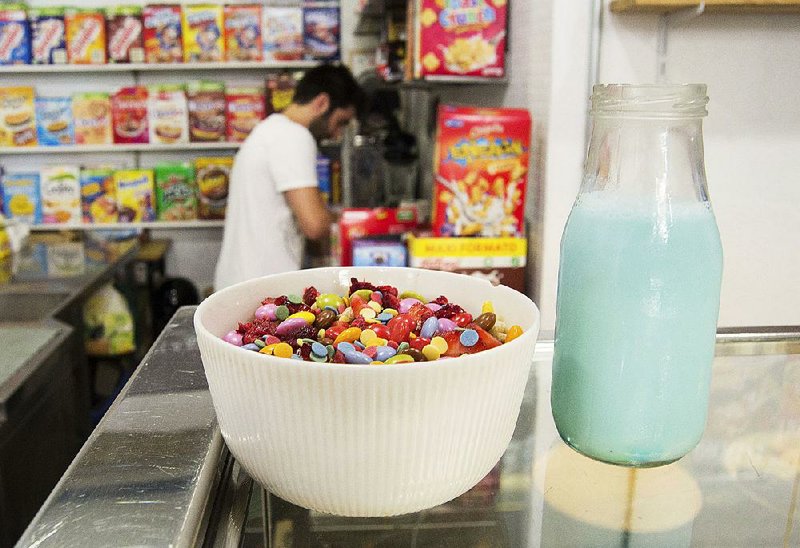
[114,169,155,222]
[2,171,42,224]
[155,163,197,221]
[80,168,117,224]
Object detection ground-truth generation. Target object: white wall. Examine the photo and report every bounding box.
[536,2,800,330]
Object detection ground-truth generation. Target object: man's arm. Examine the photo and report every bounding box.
[283,187,333,241]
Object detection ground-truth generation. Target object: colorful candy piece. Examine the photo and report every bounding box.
[255,303,277,321]
[223,330,243,346]
[420,316,439,339]
[505,325,523,343]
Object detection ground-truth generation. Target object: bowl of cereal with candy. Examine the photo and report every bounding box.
[194,267,540,516]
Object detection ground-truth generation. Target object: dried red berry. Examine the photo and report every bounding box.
[303,286,319,306]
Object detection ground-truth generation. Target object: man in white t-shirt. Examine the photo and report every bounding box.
[214,65,366,290]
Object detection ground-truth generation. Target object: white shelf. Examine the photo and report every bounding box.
[30,220,225,231]
[0,142,241,154]
[0,61,319,74]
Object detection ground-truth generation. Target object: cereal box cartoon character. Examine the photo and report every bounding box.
[224,5,262,62]
[143,5,183,63]
[183,5,224,63]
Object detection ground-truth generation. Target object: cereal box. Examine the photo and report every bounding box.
[155,163,197,221]
[35,96,74,146]
[2,171,42,224]
[106,6,144,64]
[265,72,296,114]
[225,86,265,142]
[187,81,226,142]
[148,85,189,144]
[225,5,262,62]
[352,238,407,267]
[41,165,82,225]
[143,5,183,63]
[114,169,155,223]
[432,105,531,238]
[73,92,112,145]
[0,5,31,65]
[111,86,149,144]
[80,168,117,224]
[263,6,303,62]
[182,5,223,63]
[65,8,107,65]
[333,207,417,266]
[195,157,232,220]
[29,7,67,64]
[0,86,36,147]
[303,3,340,61]
[415,0,507,79]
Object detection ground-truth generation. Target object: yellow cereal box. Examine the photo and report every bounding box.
[65,9,107,65]
[72,92,113,145]
[41,165,82,225]
[182,5,223,63]
[114,169,155,223]
[0,86,36,147]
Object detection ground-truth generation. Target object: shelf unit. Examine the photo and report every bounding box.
[29,220,225,231]
[610,0,800,12]
[0,61,319,74]
[0,143,241,154]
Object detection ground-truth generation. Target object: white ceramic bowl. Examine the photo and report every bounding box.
[194,267,540,516]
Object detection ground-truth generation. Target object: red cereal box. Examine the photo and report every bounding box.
[111,86,149,144]
[143,5,183,63]
[431,105,531,238]
[415,0,507,80]
[333,207,417,267]
[106,6,144,64]
[225,86,265,142]
[224,5,262,62]
[65,8,106,65]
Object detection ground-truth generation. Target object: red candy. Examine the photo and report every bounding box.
[388,314,414,343]
[409,337,430,351]
[452,312,473,327]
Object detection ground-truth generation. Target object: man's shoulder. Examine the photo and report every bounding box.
[258,113,312,139]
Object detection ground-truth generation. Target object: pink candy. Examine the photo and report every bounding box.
[223,330,243,346]
[255,303,278,321]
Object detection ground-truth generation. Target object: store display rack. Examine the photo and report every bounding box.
[0,142,241,154]
[610,0,800,12]
[30,220,225,231]
[0,61,319,74]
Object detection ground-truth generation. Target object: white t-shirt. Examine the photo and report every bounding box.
[214,114,318,290]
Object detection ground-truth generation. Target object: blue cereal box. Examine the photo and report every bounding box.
[36,96,75,146]
[29,7,67,65]
[303,3,339,61]
[0,5,31,65]
[2,171,42,224]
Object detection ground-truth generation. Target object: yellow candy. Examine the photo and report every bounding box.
[259,344,277,355]
[370,360,384,365]
[384,354,415,364]
[339,308,354,323]
[367,301,383,313]
[430,336,449,354]
[360,308,377,320]
[288,311,315,324]
[334,327,362,345]
[318,328,326,339]
[505,325,523,343]
[481,301,494,315]
[353,289,373,301]
[273,342,294,358]
[399,290,426,302]
[360,329,378,344]
[408,332,416,339]
[422,344,441,361]
[372,337,388,347]
[365,318,381,324]
[383,308,398,317]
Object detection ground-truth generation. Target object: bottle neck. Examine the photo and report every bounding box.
[582,116,709,206]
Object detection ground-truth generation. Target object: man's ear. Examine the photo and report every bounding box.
[313,92,330,114]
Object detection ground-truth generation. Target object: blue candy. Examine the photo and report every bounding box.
[460,329,479,347]
[311,341,328,357]
[354,340,366,350]
[374,345,397,362]
[242,343,260,351]
[337,342,356,354]
[343,349,373,364]
[376,312,393,323]
[420,316,439,339]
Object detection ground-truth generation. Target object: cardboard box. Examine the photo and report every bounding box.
[195,156,232,219]
[80,168,117,224]
[0,6,32,65]
[333,207,417,266]
[41,165,82,224]
[106,6,144,64]
[0,86,37,147]
[263,6,303,61]
[65,8,106,64]
[407,235,527,293]
[225,4,262,62]
[143,5,183,63]
[432,105,531,238]
[29,7,67,64]
[35,96,74,146]
[182,5,224,62]
[114,169,155,222]
[73,92,113,145]
[2,171,42,224]
[225,86,265,142]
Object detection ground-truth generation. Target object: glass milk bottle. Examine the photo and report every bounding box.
[551,84,723,467]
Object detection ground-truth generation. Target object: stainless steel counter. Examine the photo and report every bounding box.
[17,312,800,547]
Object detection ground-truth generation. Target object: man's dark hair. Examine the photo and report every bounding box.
[292,64,367,117]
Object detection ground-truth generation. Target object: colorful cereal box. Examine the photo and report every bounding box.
[225,86,265,143]
[432,105,531,238]
[114,169,155,223]
[155,163,197,221]
[187,81,226,142]
[265,72,296,115]
[0,5,31,65]
[0,86,36,147]
[73,92,113,145]
[80,168,117,224]
[111,86,149,144]
[415,0,507,79]
[35,96,74,146]
[106,6,144,64]
[143,5,183,63]
[29,7,67,64]
[225,5,262,62]
[65,9,107,65]
[182,5,223,63]
[41,165,82,225]
[263,6,303,62]
[2,171,42,224]
[333,207,417,266]
[148,85,189,144]
[195,157,232,220]
[303,3,340,61]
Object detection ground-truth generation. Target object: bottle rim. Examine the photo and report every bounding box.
[591,84,708,118]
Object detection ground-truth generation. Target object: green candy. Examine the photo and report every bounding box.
[275,305,290,321]
[353,289,373,301]
[288,294,303,304]
[315,293,344,309]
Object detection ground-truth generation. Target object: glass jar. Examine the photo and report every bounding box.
[551,84,723,467]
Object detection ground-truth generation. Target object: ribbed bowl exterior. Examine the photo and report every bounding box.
[195,267,540,516]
